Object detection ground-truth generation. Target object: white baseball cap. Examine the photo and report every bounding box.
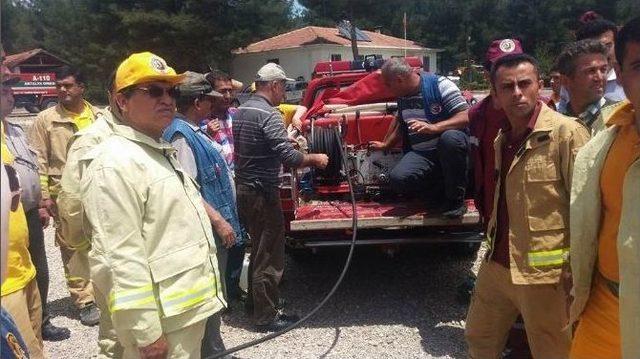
[255,63,294,82]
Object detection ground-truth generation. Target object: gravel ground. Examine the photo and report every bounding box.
[10,109,486,359]
[42,225,485,358]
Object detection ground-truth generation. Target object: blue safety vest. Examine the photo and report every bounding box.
[398,72,453,151]
[164,118,245,245]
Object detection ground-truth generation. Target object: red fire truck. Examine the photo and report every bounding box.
[12,72,59,113]
[281,57,482,257]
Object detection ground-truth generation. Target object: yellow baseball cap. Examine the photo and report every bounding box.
[115,52,185,92]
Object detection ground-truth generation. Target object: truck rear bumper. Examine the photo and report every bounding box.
[289,229,484,248]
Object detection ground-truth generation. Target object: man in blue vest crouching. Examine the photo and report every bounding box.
[370,58,471,218]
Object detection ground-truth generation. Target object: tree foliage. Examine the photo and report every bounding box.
[2,0,295,101]
[301,0,635,73]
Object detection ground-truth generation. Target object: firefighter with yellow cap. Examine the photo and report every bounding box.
[78,52,226,358]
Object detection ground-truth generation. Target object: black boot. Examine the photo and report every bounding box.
[255,313,300,332]
[441,186,467,219]
[42,318,70,341]
[79,302,100,326]
[441,199,467,218]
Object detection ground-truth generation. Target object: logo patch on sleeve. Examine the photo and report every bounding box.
[429,103,443,115]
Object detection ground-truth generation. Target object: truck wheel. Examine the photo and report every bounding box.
[25,104,40,113]
[451,241,481,259]
[40,99,58,110]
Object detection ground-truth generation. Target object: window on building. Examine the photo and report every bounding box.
[423,56,431,72]
[330,54,342,61]
[267,58,280,64]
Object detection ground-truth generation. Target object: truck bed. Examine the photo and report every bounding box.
[290,199,480,231]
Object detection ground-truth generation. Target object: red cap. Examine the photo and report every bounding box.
[579,11,601,24]
[484,39,523,70]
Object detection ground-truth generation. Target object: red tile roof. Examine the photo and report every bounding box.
[4,48,68,68]
[233,26,428,54]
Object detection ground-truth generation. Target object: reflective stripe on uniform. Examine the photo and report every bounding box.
[40,175,49,191]
[159,278,216,316]
[109,284,156,312]
[528,247,569,267]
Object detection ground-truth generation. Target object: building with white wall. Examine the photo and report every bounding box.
[231,26,442,85]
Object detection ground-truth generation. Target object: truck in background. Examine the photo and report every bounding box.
[12,72,59,113]
[3,49,67,113]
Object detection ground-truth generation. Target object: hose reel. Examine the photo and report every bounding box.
[309,125,343,182]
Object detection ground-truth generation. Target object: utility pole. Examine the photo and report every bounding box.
[350,20,359,60]
[466,34,472,84]
[349,4,359,61]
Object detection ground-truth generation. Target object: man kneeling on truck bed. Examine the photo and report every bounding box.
[370,58,471,218]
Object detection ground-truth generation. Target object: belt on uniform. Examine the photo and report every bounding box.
[597,271,619,298]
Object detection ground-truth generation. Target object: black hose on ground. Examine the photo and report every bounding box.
[208,127,358,358]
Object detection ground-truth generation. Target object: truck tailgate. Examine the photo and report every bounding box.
[290,200,480,231]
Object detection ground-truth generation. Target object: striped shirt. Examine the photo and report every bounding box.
[234,94,304,188]
[399,75,469,150]
[205,107,236,171]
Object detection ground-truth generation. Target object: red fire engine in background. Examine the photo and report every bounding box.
[12,72,59,113]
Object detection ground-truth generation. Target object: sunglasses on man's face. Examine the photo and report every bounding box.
[4,164,22,212]
[135,85,180,99]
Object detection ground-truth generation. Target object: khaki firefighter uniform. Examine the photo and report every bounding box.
[465,104,590,358]
[58,110,121,358]
[28,102,99,309]
[569,101,640,358]
[78,117,226,357]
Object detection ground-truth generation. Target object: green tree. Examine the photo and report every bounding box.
[2,0,297,102]
[2,0,635,98]
[298,0,630,77]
